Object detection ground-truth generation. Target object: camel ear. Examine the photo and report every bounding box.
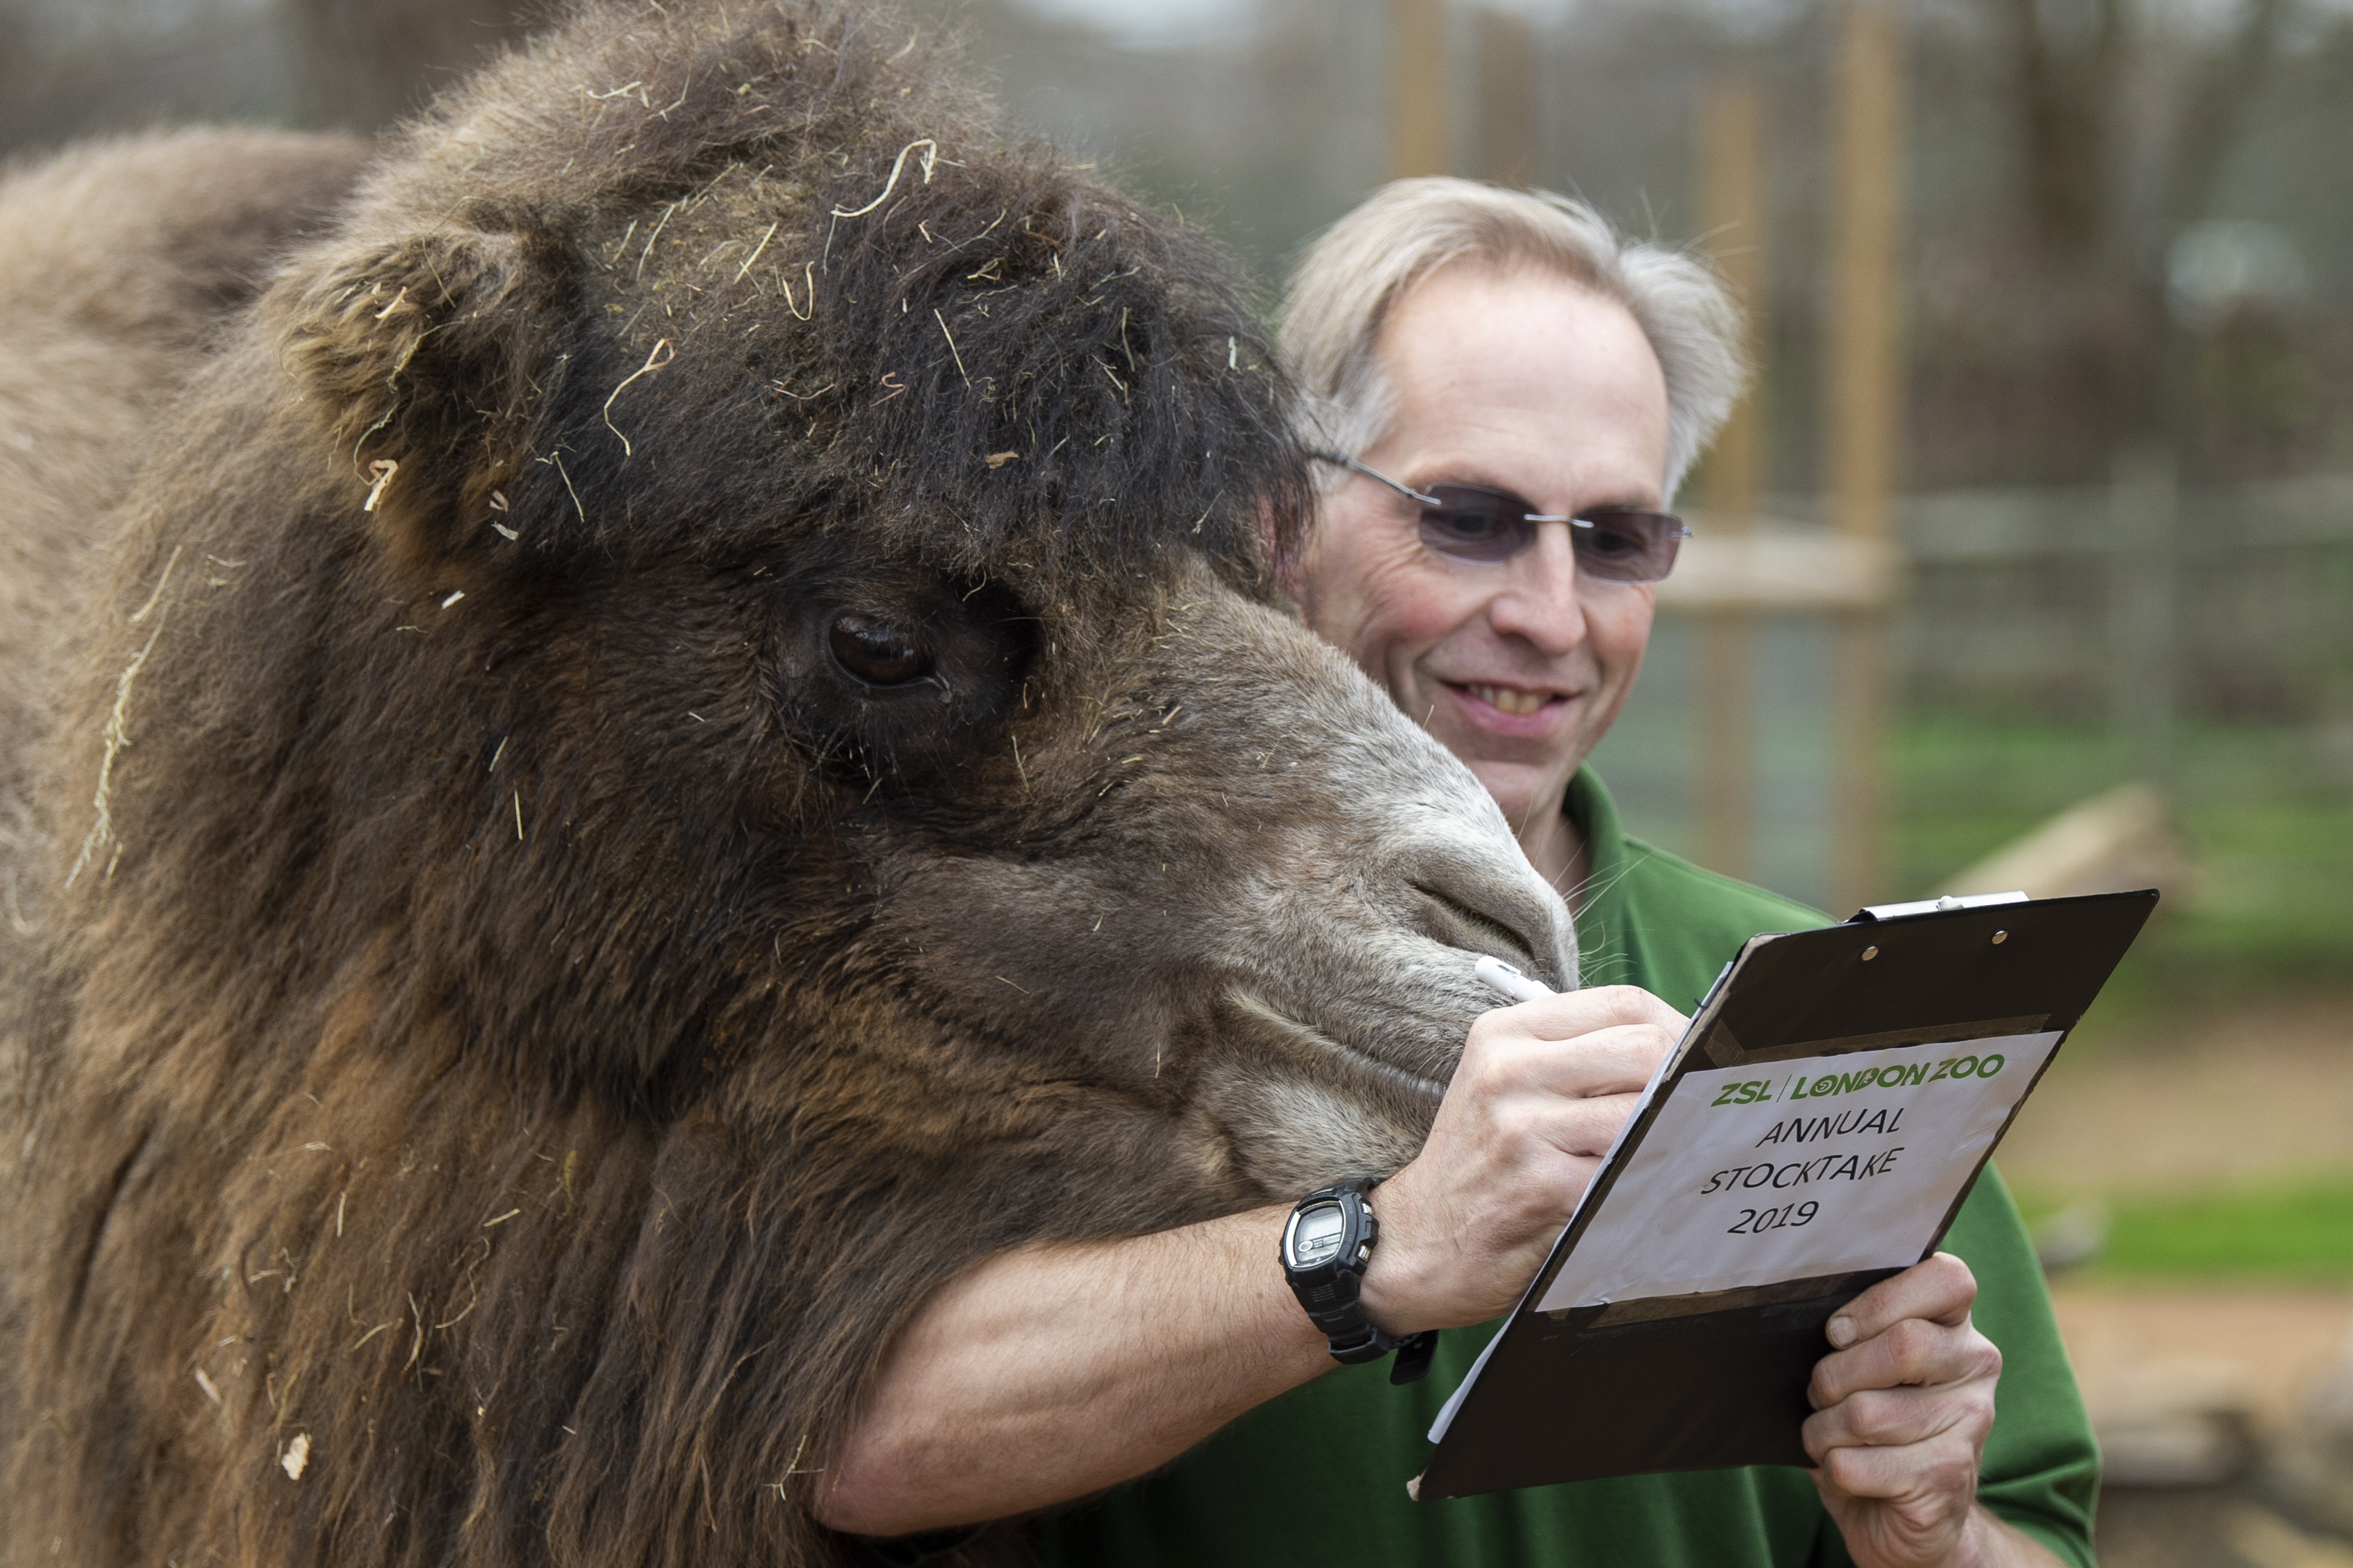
[285,225,555,569]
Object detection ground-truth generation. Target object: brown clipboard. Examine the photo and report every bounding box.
[1411,888,2157,1502]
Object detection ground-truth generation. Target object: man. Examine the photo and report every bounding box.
[817,181,2097,1567]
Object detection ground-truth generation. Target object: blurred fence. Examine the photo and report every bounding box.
[5,0,2348,938]
[1902,473,2353,733]
[1593,467,2353,915]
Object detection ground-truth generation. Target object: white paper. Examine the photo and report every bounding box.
[1532,1031,2060,1313]
[1427,1319,1507,1443]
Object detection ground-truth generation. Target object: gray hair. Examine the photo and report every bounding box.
[1277,177,1748,502]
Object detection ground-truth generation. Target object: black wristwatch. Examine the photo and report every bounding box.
[1279,1178,1437,1385]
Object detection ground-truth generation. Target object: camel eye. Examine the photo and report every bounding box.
[828,612,935,687]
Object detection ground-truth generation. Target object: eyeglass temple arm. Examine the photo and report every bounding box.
[1307,450,1442,508]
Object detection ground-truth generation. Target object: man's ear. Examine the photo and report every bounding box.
[283,224,559,572]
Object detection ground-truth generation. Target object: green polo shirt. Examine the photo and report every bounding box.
[1032,768,2098,1567]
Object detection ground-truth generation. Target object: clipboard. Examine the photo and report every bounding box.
[1411,888,2157,1502]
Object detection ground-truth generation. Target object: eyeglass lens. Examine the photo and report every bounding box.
[1415,484,1685,584]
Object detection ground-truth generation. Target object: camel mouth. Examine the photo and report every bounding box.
[1220,987,1450,1104]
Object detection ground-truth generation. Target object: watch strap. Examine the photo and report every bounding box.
[1388,1328,1439,1385]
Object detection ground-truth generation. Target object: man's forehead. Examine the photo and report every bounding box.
[1371,267,1671,502]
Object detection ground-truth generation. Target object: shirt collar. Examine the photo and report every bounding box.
[1563,765,1633,940]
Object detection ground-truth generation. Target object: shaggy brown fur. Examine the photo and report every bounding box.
[0,129,369,881]
[0,6,1574,1566]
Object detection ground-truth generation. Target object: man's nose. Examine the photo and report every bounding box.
[1483,523,1586,655]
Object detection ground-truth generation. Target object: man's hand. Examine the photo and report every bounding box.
[818,984,1686,1536]
[1357,985,1684,1333]
[1804,1254,2062,1568]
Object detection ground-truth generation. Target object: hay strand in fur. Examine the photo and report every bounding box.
[600,337,676,457]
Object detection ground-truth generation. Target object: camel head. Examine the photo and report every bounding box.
[253,0,1577,1198]
[3,3,1574,1563]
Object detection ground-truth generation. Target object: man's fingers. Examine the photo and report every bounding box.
[1795,1260,2002,1568]
[1825,1253,1977,1351]
[1540,1093,1647,1159]
[1465,1023,1671,1100]
[1810,1313,2001,1411]
[1502,983,1689,1039]
[1371,983,1693,1329]
[1454,984,1686,1105]
[1481,1089,1649,1165]
[1505,983,1680,1032]
[1810,1430,1982,1505]
[1802,1384,1976,1462]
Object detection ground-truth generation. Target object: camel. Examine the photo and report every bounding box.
[0,4,1576,1565]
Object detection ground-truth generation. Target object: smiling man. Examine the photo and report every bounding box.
[816,182,2097,1568]
[1268,179,2096,1567]
[1289,256,1677,899]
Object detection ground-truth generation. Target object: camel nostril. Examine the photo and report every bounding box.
[1409,881,1551,979]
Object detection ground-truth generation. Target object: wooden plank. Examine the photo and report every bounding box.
[1938,782,2191,903]
[1656,529,1899,612]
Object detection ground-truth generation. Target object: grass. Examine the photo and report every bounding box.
[2023,1176,2353,1282]
[1891,711,2353,1027]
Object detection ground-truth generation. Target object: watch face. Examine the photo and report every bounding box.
[1290,1201,1348,1267]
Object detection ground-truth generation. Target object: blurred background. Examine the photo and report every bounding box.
[3,0,2347,1558]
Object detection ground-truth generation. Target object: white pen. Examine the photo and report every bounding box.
[1474,954,1555,1003]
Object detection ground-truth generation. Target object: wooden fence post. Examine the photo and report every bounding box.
[1826,0,1905,912]
[2111,444,2180,788]
[1476,8,1539,187]
[1697,69,1768,883]
[1392,0,1449,179]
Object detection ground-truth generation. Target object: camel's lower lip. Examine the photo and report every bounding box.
[1223,989,1450,1103]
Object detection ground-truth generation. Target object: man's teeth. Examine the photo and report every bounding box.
[1467,684,1551,716]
